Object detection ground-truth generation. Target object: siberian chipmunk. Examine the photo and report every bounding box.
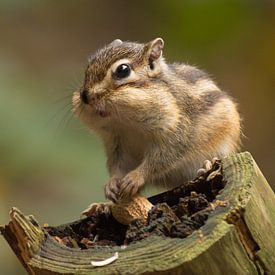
[72,38,241,214]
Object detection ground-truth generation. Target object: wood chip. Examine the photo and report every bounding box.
[91,252,118,267]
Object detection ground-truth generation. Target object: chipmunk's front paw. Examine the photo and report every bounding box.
[104,177,121,203]
[119,170,145,200]
[81,202,112,217]
[197,157,219,176]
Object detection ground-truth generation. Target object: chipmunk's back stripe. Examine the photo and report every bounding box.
[169,64,209,84]
[183,68,209,84]
[198,90,227,112]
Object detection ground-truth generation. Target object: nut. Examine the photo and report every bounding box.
[111,196,153,225]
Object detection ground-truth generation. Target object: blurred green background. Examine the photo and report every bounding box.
[0,1,274,274]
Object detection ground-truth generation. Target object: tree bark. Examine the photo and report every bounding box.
[1,152,275,274]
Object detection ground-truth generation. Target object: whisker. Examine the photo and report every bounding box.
[52,105,75,138]
[63,108,75,130]
[52,93,74,105]
[45,77,83,140]
[70,70,83,88]
[46,99,73,128]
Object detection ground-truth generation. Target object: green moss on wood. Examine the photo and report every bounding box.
[1,152,274,274]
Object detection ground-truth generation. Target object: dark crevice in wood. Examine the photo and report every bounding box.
[148,160,224,206]
[45,163,223,248]
[226,210,268,274]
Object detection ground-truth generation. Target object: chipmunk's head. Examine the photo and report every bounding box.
[73,38,177,132]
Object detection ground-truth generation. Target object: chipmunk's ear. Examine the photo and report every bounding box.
[110,39,123,46]
[146,38,164,61]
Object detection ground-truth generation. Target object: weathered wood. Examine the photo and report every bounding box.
[1,152,275,274]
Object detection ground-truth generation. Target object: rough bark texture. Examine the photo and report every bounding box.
[1,152,275,274]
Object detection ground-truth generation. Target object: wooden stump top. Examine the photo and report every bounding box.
[1,152,275,274]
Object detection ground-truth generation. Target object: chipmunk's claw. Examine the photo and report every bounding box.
[197,157,219,176]
[119,170,145,200]
[81,202,112,217]
[105,177,121,203]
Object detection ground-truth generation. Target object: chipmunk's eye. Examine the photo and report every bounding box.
[114,64,131,79]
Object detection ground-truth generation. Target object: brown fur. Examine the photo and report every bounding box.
[72,38,241,202]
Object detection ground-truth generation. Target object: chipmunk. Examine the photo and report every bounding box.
[72,38,241,215]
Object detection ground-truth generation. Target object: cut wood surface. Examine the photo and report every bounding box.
[1,152,275,274]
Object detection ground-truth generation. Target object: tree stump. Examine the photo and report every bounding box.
[1,152,275,274]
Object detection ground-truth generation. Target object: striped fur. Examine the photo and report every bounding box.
[72,38,241,201]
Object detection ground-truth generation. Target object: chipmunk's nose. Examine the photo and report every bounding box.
[80,89,90,104]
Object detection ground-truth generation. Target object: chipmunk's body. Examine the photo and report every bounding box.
[73,38,241,203]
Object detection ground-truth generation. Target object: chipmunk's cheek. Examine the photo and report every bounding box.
[111,88,152,108]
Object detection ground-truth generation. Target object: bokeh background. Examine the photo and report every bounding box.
[0,1,274,274]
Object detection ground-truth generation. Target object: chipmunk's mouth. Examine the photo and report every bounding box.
[79,94,111,119]
[93,101,111,118]
[96,109,111,118]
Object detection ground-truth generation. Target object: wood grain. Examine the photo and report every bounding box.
[1,152,274,274]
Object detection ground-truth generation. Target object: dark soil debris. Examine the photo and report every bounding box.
[45,160,226,249]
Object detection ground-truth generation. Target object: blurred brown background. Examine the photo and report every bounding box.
[0,1,274,274]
